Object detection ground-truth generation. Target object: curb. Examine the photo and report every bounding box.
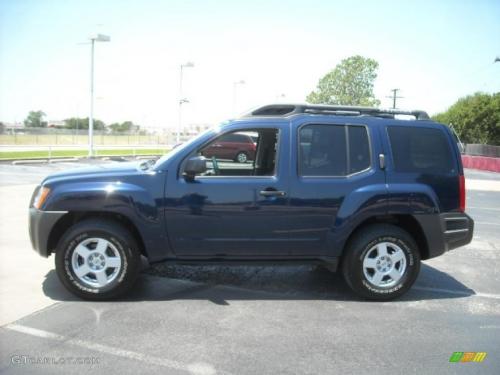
[12,158,79,165]
[1,154,163,164]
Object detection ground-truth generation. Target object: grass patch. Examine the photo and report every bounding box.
[0,148,169,160]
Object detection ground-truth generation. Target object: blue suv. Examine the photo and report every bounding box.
[29,104,474,300]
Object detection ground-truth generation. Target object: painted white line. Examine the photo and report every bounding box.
[5,324,222,375]
[413,286,500,300]
[474,292,500,300]
[468,206,500,212]
[466,179,500,192]
[475,221,500,227]
[0,171,45,177]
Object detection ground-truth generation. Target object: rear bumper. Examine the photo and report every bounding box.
[442,213,474,251]
[414,212,474,259]
[29,208,67,257]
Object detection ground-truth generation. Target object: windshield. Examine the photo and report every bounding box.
[153,127,218,169]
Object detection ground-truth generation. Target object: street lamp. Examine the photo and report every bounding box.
[88,33,110,157]
[178,62,194,144]
[232,80,245,116]
[275,93,286,101]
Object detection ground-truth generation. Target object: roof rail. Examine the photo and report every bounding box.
[244,103,430,120]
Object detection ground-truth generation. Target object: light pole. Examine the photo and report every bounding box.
[275,93,286,101]
[88,34,110,157]
[178,62,194,144]
[232,80,245,116]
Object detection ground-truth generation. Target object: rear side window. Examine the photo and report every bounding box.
[387,126,455,173]
[349,126,371,173]
[299,124,371,176]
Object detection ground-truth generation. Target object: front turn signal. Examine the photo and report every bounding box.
[33,187,51,210]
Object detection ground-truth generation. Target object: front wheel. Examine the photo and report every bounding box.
[55,219,141,300]
[342,224,421,301]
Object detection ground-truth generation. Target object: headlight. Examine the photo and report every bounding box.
[33,186,51,209]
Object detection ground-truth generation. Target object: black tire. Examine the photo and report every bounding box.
[235,151,248,163]
[341,224,421,301]
[55,219,141,300]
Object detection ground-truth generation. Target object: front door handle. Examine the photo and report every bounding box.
[259,190,286,197]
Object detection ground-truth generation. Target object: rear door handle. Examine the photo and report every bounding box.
[379,153,386,169]
[259,190,286,197]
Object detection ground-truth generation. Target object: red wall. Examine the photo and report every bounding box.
[462,155,500,173]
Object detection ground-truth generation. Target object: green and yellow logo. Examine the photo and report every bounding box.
[449,352,487,363]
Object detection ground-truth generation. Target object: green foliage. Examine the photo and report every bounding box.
[64,117,106,130]
[0,122,5,134]
[108,121,138,133]
[432,92,500,145]
[24,110,47,128]
[307,55,380,106]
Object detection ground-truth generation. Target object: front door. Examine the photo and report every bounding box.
[164,125,293,257]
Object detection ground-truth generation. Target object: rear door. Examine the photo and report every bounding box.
[287,120,385,255]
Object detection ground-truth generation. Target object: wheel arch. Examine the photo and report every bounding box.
[47,211,147,258]
[341,214,430,262]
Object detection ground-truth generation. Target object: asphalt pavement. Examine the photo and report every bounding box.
[0,160,499,374]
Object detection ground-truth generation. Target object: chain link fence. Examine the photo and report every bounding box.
[0,127,201,146]
[464,144,500,158]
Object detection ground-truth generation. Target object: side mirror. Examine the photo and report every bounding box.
[183,156,207,181]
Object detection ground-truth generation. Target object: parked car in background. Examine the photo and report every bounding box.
[201,132,256,163]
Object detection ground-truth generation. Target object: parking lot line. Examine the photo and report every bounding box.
[468,206,500,211]
[5,323,225,375]
[413,286,500,300]
[474,221,500,227]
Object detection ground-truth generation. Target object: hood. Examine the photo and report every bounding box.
[41,162,145,185]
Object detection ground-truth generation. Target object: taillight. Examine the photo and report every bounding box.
[459,174,465,212]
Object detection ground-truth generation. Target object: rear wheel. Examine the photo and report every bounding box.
[235,152,248,163]
[55,219,141,300]
[342,224,421,300]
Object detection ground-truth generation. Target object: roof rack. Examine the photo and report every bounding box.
[244,103,430,120]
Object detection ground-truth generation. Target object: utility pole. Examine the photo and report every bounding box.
[386,89,403,109]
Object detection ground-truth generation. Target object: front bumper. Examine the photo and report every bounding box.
[29,208,67,257]
[414,212,474,259]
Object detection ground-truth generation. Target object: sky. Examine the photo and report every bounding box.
[0,0,499,129]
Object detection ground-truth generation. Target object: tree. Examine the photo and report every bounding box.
[24,110,47,128]
[0,122,5,134]
[64,117,106,131]
[432,92,500,145]
[307,55,380,106]
[108,121,138,134]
